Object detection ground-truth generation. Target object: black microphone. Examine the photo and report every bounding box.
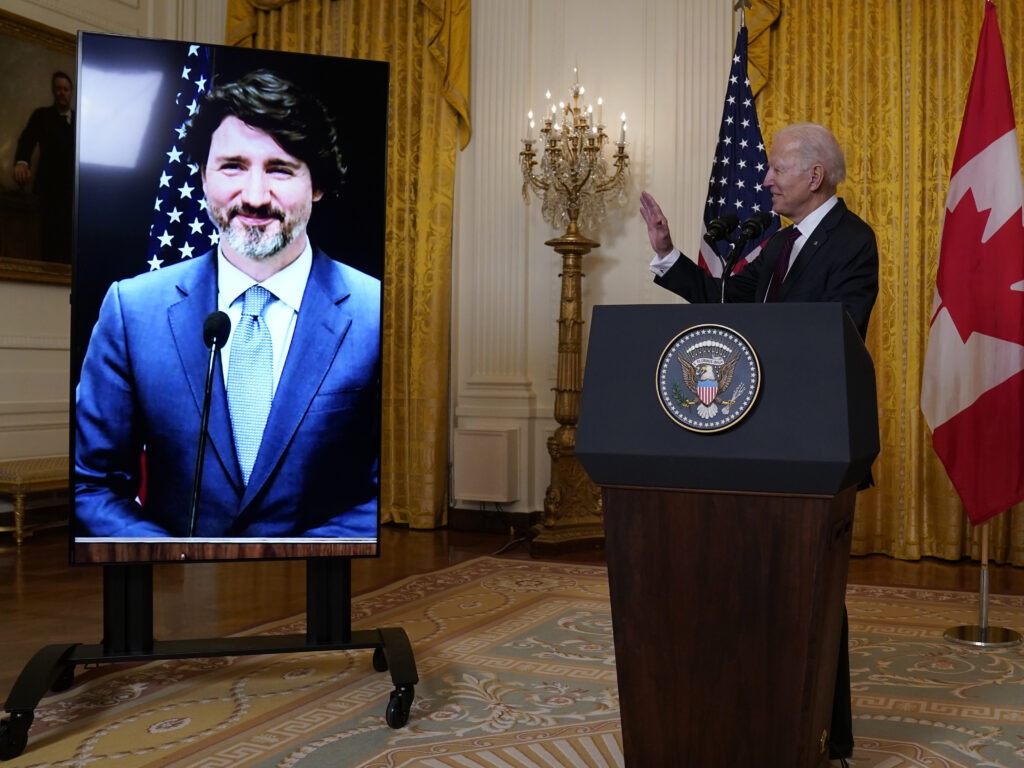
[189,311,231,537]
[203,311,231,349]
[738,211,773,241]
[703,213,740,245]
[719,213,776,300]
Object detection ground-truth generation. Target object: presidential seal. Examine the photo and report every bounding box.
[656,324,761,433]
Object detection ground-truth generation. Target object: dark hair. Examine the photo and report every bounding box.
[182,69,346,196]
[52,70,73,89]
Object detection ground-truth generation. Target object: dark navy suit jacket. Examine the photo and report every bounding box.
[74,249,380,539]
[15,104,74,199]
[655,199,879,339]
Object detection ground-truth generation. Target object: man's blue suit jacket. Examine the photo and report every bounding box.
[74,249,381,539]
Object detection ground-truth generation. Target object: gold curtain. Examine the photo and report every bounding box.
[752,0,1024,564]
[225,0,471,529]
[746,1,780,97]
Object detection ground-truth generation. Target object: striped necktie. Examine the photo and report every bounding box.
[228,285,275,485]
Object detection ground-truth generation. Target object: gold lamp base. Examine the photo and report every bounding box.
[530,427,604,555]
[528,228,605,556]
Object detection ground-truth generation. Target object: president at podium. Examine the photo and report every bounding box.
[638,121,878,762]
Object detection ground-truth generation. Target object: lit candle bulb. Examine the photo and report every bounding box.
[619,112,627,144]
[597,97,604,126]
[527,110,534,140]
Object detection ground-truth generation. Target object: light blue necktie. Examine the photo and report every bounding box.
[228,285,275,485]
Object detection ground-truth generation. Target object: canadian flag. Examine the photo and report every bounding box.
[921,0,1024,525]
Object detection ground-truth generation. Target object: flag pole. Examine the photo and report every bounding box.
[733,0,748,27]
[944,520,1022,648]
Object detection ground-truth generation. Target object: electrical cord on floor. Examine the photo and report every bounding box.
[473,502,530,556]
[491,535,529,556]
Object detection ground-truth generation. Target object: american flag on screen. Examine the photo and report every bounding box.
[145,44,218,272]
[698,25,778,277]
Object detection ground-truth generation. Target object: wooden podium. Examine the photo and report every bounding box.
[576,303,878,767]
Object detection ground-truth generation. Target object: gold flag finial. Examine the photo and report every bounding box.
[734,0,752,25]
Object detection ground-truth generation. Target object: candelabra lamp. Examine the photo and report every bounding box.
[519,76,629,553]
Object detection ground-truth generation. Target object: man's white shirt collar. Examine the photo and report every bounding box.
[792,195,839,244]
[217,240,313,312]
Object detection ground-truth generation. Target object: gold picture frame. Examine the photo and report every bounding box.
[0,8,74,285]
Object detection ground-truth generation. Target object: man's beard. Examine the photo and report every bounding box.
[211,203,306,261]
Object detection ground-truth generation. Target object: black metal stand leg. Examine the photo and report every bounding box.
[379,625,418,728]
[102,564,155,655]
[0,643,79,760]
[306,558,419,728]
[1,556,419,759]
[306,556,352,645]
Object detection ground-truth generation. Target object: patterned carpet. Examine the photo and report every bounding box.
[3,556,1024,767]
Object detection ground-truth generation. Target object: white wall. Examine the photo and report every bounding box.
[452,0,739,513]
[0,0,226,463]
[1,0,227,41]
[0,281,70,459]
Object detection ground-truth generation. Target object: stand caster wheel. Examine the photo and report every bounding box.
[372,646,388,672]
[0,711,33,761]
[384,684,414,728]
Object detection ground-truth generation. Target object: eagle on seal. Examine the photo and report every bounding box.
[678,351,740,419]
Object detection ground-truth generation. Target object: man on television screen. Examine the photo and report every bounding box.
[74,69,380,540]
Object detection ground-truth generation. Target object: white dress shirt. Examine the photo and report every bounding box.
[217,241,313,393]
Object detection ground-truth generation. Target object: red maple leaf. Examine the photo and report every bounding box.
[936,189,1024,345]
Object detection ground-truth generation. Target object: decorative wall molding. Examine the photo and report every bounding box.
[0,334,69,351]
[0,400,68,429]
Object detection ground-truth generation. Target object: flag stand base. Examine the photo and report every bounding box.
[944,521,1022,649]
[944,624,1022,648]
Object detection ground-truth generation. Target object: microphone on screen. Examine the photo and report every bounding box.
[189,311,231,536]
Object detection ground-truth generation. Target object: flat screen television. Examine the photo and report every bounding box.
[71,32,389,564]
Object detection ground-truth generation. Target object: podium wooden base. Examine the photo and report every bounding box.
[603,485,855,767]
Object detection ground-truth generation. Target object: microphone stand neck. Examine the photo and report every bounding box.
[189,343,221,537]
[719,237,750,303]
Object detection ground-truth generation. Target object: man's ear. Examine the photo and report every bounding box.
[808,163,825,192]
[313,189,324,203]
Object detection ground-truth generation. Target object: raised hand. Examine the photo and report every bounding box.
[640,190,674,257]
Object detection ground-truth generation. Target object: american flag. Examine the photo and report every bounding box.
[146,44,218,272]
[698,25,778,277]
